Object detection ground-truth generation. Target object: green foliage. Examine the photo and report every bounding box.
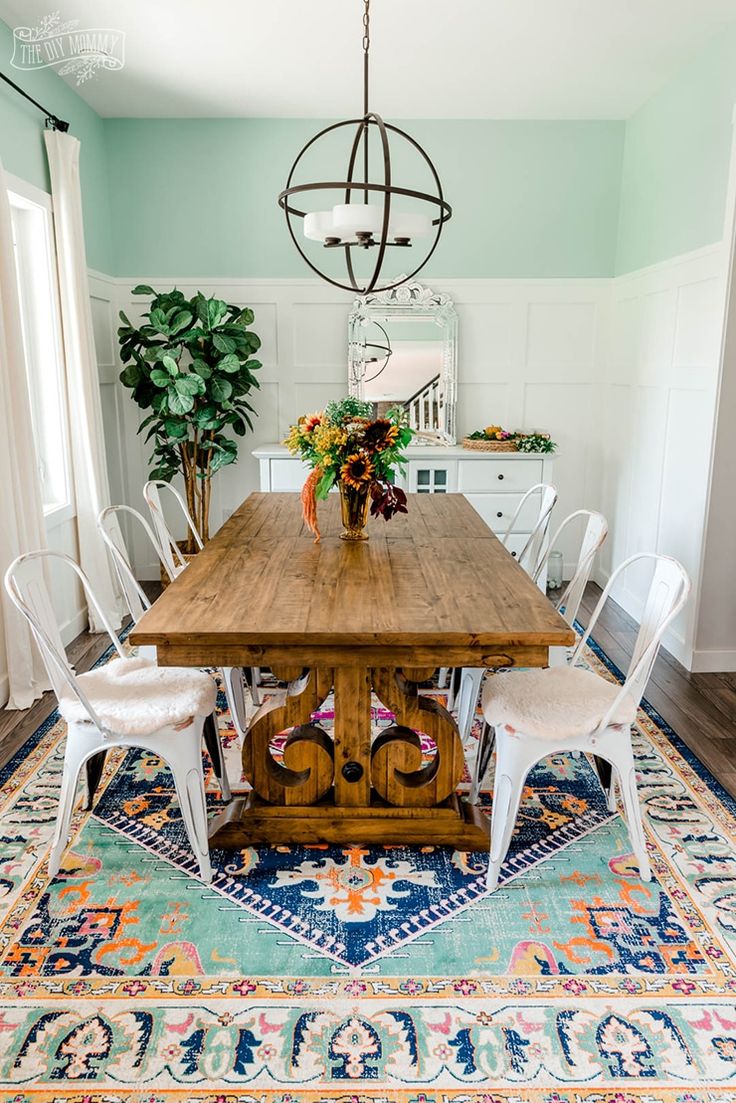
[117,286,261,535]
[323,396,374,423]
[515,432,557,454]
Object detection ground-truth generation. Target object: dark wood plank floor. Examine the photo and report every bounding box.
[579,585,736,798]
[2,583,735,799]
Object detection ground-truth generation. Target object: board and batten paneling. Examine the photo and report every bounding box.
[92,263,730,672]
[599,243,726,668]
[102,276,610,577]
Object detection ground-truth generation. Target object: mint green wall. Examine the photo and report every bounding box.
[0,19,112,271]
[616,23,736,274]
[105,118,624,278]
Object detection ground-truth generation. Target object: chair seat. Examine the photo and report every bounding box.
[59,656,217,737]
[482,665,637,740]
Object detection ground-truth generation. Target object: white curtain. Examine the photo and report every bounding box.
[0,157,51,709]
[44,130,123,632]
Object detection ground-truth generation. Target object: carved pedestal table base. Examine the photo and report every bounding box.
[207,665,491,851]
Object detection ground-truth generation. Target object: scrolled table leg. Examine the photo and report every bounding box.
[371,667,465,807]
[242,668,335,805]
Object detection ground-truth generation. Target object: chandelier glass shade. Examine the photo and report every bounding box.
[277,2,452,294]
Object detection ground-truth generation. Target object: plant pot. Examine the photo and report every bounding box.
[339,481,371,541]
[159,540,200,589]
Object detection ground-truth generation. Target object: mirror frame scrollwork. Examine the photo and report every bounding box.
[348,279,458,445]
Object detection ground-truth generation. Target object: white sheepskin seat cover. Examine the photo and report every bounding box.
[482,665,637,740]
[59,656,217,737]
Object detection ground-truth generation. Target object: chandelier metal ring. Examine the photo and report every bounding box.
[278,115,451,294]
[277,0,451,295]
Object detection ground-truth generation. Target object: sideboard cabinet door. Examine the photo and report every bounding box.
[406,461,458,494]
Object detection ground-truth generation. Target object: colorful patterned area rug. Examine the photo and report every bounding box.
[1,635,736,1101]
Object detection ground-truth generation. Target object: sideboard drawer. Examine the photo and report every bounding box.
[465,492,539,533]
[270,458,310,491]
[504,533,529,561]
[457,459,544,494]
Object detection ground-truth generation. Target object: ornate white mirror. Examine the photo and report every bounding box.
[348,280,457,445]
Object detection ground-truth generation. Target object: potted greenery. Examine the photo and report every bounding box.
[117,286,261,548]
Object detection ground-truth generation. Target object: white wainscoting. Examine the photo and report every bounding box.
[598,244,726,668]
[100,275,611,578]
[90,262,729,673]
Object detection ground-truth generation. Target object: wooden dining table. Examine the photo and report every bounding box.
[130,492,575,851]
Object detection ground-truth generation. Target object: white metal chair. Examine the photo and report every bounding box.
[4,551,218,882]
[504,482,558,580]
[463,510,608,776]
[533,509,608,665]
[142,479,258,730]
[441,483,559,715]
[98,505,231,802]
[475,553,690,891]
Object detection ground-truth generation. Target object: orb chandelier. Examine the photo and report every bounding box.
[277,0,452,294]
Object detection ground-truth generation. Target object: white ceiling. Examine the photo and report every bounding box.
[2,0,736,119]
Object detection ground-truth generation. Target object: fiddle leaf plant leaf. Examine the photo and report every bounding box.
[117,286,260,542]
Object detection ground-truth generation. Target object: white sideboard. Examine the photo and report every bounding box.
[254,444,555,559]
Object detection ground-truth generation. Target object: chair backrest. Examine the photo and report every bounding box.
[574,553,690,730]
[97,506,161,623]
[503,483,557,577]
[143,480,203,581]
[534,510,608,627]
[4,551,125,730]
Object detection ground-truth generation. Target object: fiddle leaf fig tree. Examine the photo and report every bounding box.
[117,286,261,547]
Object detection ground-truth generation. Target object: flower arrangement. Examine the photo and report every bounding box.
[463,424,557,454]
[285,397,413,541]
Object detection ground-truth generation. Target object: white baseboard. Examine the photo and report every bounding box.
[689,649,736,673]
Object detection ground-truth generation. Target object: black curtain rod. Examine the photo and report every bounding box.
[0,70,69,132]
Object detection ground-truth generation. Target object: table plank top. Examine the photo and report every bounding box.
[130,492,576,650]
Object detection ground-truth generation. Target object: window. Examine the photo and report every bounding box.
[7,179,72,521]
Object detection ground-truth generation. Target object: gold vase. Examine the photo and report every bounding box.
[339,481,371,541]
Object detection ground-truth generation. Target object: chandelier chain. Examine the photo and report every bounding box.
[363,0,370,54]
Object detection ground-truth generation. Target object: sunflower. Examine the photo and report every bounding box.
[362,418,399,452]
[340,453,374,489]
[301,412,322,433]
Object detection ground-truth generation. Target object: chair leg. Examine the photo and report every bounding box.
[221,666,248,739]
[49,730,90,878]
[242,666,262,707]
[591,754,615,809]
[456,668,484,747]
[469,721,496,804]
[82,750,107,811]
[167,727,213,883]
[437,666,449,689]
[487,733,533,892]
[612,742,651,882]
[446,667,462,712]
[202,711,231,802]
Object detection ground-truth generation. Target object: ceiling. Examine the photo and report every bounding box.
[2,0,736,120]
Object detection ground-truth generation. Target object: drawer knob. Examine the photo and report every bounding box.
[511,551,517,558]
[496,511,503,518]
[497,474,504,481]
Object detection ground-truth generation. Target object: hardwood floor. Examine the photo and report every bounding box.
[2,582,736,800]
[578,584,736,799]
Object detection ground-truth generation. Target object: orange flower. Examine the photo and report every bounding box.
[301,467,322,542]
[340,454,374,489]
[301,412,322,433]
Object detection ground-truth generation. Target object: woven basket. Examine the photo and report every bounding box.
[461,437,518,452]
